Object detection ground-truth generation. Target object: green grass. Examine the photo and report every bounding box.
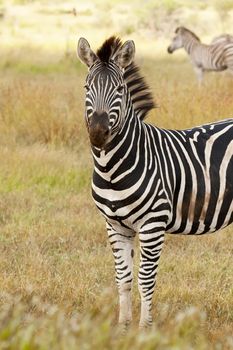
[0,146,90,194]
[0,1,233,349]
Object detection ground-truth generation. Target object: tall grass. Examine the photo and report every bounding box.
[0,56,232,349]
[0,74,86,148]
[0,292,221,350]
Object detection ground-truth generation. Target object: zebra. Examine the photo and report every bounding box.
[167,26,233,83]
[77,36,233,330]
[211,34,233,45]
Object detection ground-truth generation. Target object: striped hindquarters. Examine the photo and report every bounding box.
[165,119,233,234]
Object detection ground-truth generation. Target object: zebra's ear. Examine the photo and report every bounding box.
[175,26,184,34]
[77,37,98,68]
[115,40,135,69]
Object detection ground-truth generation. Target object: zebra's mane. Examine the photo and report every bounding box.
[123,63,155,120]
[97,36,122,62]
[96,36,155,120]
[176,26,201,42]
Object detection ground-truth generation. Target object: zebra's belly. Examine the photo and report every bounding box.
[195,59,227,72]
[167,218,232,235]
[204,66,227,72]
[167,190,233,235]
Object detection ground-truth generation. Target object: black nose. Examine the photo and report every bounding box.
[167,46,173,54]
[89,111,110,148]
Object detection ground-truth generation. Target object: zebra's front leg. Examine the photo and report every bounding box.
[107,223,135,331]
[194,66,204,85]
[138,229,165,329]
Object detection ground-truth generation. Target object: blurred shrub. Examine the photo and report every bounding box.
[213,0,233,13]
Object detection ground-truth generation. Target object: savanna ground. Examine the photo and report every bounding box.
[0,0,233,349]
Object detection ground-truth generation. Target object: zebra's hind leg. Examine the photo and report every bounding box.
[106,222,135,331]
[138,228,165,329]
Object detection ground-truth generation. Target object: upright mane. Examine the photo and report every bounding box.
[96,36,155,120]
[96,36,122,62]
[176,26,201,42]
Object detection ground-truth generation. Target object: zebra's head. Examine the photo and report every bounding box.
[77,36,135,149]
[167,27,185,53]
[167,27,200,54]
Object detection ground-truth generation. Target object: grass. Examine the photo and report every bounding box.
[0,1,233,349]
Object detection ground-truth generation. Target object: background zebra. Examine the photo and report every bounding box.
[211,33,233,45]
[167,26,233,83]
[77,36,233,330]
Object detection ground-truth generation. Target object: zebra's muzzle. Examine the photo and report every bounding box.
[88,111,110,149]
[167,46,173,54]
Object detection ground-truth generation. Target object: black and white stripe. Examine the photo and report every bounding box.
[77,36,233,330]
[168,26,233,83]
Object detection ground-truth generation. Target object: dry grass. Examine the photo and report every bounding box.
[0,1,233,349]
[0,61,232,349]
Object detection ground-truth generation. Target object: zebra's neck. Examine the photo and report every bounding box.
[183,35,201,55]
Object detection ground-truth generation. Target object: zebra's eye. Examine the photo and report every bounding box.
[84,84,90,91]
[116,85,124,93]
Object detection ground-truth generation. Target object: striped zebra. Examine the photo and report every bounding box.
[167,26,233,83]
[211,34,233,45]
[77,36,233,330]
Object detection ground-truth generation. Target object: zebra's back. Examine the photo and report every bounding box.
[164,119,233,234]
